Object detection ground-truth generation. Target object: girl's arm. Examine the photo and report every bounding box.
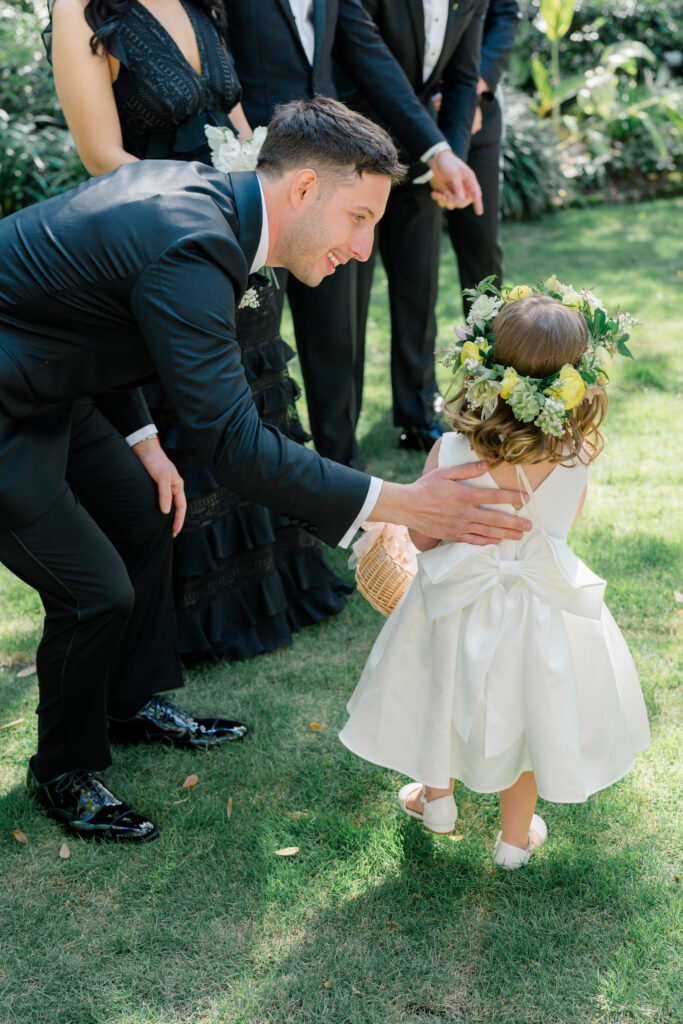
[408,439,443,551]
[228,103,253,141]
[51,0,138,175]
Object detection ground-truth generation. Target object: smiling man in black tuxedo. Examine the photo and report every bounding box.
[0,98,529,843]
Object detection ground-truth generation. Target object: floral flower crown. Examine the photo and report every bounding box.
[441,276,637,437]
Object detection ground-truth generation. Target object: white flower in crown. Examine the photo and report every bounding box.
[206,124,267,173]
[466,293,502,330]
[578,288,606,313]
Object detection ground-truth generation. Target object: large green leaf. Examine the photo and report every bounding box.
[600,41,657,75]
[539,0,575,42]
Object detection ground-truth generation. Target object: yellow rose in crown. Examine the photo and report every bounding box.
[561,289,581,310]
[593,346,613,384]
[507,285,533,301]
[545,274,562,294]
[460,340,484,364]
[499,367,520,399]
[551,365,586,409]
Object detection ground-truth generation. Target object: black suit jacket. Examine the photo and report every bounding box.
[340,0,486,168]
[479,0,519,96]
[0,163,369,539]
[224,0,446,162]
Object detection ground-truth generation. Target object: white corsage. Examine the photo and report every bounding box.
[205,124,267,173]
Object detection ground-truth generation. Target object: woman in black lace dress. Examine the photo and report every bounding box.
[45,0,351,663]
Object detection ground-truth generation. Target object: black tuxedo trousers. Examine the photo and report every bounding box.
[0,399,181,779]
[447,95,505,308]
[355,182,442,430]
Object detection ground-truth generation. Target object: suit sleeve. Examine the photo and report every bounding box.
[479,0,519,95]
[93,388,154,438]
[129,235,371,547]
[333,0,446,161]
[438,0,486,159]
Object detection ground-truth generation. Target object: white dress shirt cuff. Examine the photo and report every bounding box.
[420,140,451,165]
[126,425,158,447]
[338,476,383,548]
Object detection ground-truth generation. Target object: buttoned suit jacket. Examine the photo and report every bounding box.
[341,0,487,171]
[224,0,446,161]
[0,163,369,540]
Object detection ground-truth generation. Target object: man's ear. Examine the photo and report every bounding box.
[289,168,319,209]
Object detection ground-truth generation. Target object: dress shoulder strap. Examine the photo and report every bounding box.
[43,0,129,67]
[437,431,480,468]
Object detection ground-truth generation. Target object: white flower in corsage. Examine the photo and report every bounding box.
[206,125,269,310]
[205,123,267,173]
[441,273,638,438]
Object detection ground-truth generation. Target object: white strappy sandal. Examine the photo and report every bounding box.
[493,814,547,869]
[398,782,458,835]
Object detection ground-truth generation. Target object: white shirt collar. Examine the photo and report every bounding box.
[288,0,315,64]
[250,174,269,274]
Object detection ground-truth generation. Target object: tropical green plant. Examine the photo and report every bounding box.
[511,0,683,93]
[0,2,87,215]
[501,89,570,219]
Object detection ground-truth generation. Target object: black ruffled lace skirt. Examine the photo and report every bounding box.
[145,276,351,664]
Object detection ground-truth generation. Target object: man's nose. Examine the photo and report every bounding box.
[348,228,375,263]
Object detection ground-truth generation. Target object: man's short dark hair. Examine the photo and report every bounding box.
[257,96,405,184]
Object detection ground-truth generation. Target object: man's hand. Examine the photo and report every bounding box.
[131,438,187,537]
[429,150,483,214]
[370,461,532,545]
[471,105,482,136]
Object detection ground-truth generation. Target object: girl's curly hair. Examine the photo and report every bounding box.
[445,296,607,466]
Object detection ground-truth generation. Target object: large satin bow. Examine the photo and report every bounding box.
[416,535,606,757]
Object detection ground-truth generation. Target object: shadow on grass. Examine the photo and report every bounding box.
[218,816,675,1024]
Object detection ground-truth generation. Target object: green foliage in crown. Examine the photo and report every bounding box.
[441,275,637,437]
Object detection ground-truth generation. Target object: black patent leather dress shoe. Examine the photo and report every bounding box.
[26,761,158,842]
[398,422,445,452]
[108,695,249,749]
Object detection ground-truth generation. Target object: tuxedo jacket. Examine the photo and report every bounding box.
[0,163,369,539]
[479,0,519,97]
[341,0,486,165]
[223,0,445,161]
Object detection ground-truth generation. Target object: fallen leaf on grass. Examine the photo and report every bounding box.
[227,797,233,820]
[182,774,199,789]
[2,718,25,729]
[309,722,322,730]
[17,665,36,678]
[274,846,299,857]
[449,833,465,843]
[323,981,332,989]
[12,830,28,844]
[59,843,71,859]
[674,591,683,603]
[288,811,308,820]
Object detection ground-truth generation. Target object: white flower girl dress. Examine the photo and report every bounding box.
[340,432,650,801]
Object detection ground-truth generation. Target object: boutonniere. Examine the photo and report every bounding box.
[452,2,459,9]
[238,286,260,310]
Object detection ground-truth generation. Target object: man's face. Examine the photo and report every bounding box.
[281,171,391,287]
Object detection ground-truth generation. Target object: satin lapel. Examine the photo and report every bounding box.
[406,0,426,81]
[274,0,309,62]
[227,171,263,278]
[311,0,326,72]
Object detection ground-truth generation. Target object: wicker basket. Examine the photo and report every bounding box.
[355,535,416,617]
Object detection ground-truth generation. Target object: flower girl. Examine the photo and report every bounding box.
[340,278,650,869]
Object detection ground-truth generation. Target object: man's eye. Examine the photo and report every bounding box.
[354,214,365,222]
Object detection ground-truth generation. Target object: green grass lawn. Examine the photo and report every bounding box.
[1,198,681,1024]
